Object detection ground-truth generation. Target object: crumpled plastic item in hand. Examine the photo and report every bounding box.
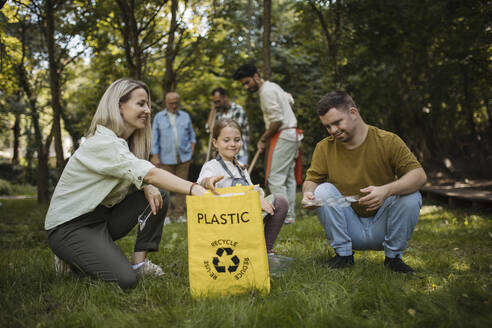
[302,195,359,208]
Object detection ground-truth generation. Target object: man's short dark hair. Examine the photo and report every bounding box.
[317,91,357,116]
[211,87,227,96]
[233,64,259,80]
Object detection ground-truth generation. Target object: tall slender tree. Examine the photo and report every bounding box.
[12,0,89,171]
[43,0,64,170]
[262,0,271,80]
[114,0,167,80]
[161,0,205,99]
[308,0,343,87]
[16,22,53,203]
[162,0,179,95]
[11,95,21,165]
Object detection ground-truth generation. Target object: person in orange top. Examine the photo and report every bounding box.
[302,91,427,273]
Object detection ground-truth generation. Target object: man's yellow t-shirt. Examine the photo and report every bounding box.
[305,126,422,217]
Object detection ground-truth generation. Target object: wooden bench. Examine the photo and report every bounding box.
[421,186,492,209]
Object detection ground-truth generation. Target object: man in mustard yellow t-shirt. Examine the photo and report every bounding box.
[302,91,427,273]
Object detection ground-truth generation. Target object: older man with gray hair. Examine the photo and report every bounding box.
[151,92,196,223]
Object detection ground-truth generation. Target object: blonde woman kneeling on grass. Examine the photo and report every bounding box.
[44,78,209,290]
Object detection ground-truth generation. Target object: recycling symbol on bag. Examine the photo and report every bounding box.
[212,247,240,273]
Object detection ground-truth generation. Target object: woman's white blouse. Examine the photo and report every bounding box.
[44,125,154,230]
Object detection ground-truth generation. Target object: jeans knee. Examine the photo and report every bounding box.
[314,183,341,199]
[397,192,422,212]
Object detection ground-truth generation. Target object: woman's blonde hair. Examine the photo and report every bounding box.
[87,78,152,160]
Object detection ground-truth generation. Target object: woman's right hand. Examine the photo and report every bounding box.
[191,183,207,196]
[200,176,223,195]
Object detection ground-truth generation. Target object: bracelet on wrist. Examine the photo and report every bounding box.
[189,182,198,195]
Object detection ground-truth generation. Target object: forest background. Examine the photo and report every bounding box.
[0,0,491,203]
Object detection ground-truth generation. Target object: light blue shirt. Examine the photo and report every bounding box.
[151,109,196,164]
[45,125,155,230]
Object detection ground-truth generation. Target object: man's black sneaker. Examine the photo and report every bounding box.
[326,254,354,269]
[384,256,414,273]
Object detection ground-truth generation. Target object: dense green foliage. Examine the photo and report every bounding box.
[0,178,12,194]
[0,197,491,327]
[0,0,491,195]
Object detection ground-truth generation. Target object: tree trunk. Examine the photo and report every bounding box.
[162,0,179,97]
[309,0,342,87]
[12,112,21,165]
[25,120,34,184]
[17,64,51,203]
[36,145,51,204]
[262,0,271,80]
[43,0,65,172]
[246,0,254,53]
[116,0,143,80]
[462,65,488,174]
[333,0,342,87]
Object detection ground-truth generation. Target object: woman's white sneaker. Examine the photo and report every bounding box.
[135,259,165,277]
[54,255,72,274]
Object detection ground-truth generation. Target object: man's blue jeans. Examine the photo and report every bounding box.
[314,183,421,258]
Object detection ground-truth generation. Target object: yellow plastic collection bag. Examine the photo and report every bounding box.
[186,185,270,298]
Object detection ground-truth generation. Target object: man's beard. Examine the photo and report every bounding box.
[248,80,259,93]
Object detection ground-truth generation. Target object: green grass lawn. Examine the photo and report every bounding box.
[1,198,491,327]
